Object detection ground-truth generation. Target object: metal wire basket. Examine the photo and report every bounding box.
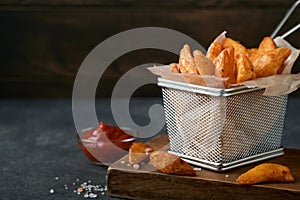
[158,78,288,171]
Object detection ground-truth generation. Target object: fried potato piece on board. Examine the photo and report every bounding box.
[252,47,291,78]
[258,37,277,53]
[129,142,154,164]
[236,54,256,83]
[150,151,196,176]
[214,47,236,86]
[222,37,248,58]
[193,50,215,75]
[237,163,295,185]
[206,41,223,61]
[179,44,198,74]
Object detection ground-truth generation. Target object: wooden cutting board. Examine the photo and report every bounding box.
[107,135,300,200]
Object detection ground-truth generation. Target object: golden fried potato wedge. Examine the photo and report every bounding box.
[193,50,215,75]
[237,163,294,185]
[258,37,277,53]
[236,54,256,83]
[129,142,154,164]
[252,47,291,78]
[179,44,198,74]
[150,151,196,176]
[248,48,261,63]
[170,63,180,73]
[206,41,223,61]
[222,37,248,58]
[213,47,236,86]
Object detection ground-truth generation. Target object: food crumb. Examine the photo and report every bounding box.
[133,164,140,169]
[77,187,83,193]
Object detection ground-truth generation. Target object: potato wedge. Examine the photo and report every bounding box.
[179,44,198,74]
[222,37,248,58]
[170,63,180,73]
[129,142,154,164]
[214,47,236,86]
[150,151,196,176]
[252,47,291,78]
[206,41,223,61]
[236,54,256,83]
[258,36,277,53]
[193,50,215,75]
[237,163,294,185]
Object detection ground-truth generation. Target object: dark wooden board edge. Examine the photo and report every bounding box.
[107,135,300,199]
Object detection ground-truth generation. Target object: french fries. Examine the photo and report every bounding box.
[170,35,291,88]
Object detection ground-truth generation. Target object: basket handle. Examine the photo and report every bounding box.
[271,0,300,38]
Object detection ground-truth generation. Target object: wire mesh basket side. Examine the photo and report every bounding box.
[161,86,288,164]
[221,90,287,163]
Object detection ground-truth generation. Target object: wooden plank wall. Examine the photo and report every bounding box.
[0,0,299,98]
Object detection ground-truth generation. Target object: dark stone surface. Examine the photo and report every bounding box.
[0,97,299,199]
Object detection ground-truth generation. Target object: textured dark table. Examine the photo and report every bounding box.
[0,97,299,200]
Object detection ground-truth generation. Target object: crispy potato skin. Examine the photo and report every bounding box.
[236,54,256,83]
[193,50,215,75]
[222,37,248,58]
[214,46,236,87]
[206,41,223,61]
[129,142,153,164]
[179,44,198,74]
[150,151,196,176]
[258,37,277,53]
[252,47,291,78]
[237,163,295,185]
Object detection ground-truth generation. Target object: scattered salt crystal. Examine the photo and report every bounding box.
[133,164,140,169]
[49,189,54,194]
[194,168,202,171]
[83,193,89,198]
[121,160,125,164]
[72,182,75,186]
[55,177,59,180]
[89,193,97,198]
[76,178,80,182]
[225,175,229,178]
[101,192,105,195]
[88,180,91,183]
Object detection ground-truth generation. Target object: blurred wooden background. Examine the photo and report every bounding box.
[0,0,299,98]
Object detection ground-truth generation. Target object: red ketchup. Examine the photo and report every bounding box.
[77,122,134,165]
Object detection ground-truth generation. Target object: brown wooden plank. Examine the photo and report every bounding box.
[0,0,295,8]
[0,4,299,97]
[107,135,300,200]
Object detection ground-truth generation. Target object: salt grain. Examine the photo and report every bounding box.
[133,164,140,169]
[55,177,59,180]
[121,160,125,164]
[49,189,54,194]
[83,193,89,198]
